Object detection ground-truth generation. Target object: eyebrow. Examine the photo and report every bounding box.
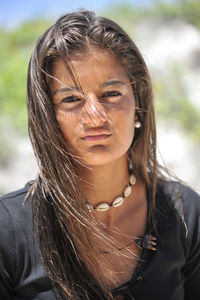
[53,79,126,95]
[53,86,78,95]
[100,80,126,88]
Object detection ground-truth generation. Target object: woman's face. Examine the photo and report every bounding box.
[52,49,136,167]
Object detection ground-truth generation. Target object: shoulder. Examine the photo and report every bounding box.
[0,182,34,241]
[0,182,33,224]
[155,181,200,296]
[0,182,34,252]
[157,180,200,254]
[0,181,33,203]
[0,183,34,282]
[157,180,200,218]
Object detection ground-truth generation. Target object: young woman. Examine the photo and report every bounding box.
[0,10,200,300]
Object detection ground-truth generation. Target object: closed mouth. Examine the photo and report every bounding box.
[81,134,111,141]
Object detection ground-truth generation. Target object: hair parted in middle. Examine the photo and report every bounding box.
[27,10,158,299]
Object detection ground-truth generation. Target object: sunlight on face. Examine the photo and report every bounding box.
[52,49,136,167]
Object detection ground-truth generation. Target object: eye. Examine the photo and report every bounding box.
[102,90,121,99]
[62,95,81,103]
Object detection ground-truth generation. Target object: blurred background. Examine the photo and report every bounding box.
[0,0,200,195]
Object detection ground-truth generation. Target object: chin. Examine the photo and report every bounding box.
[82,158,113,167]
[80,152,128,168]
[74,143,131,167]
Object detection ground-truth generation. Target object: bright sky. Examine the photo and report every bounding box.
[0,0,157,28]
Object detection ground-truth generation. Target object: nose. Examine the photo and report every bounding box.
[80,93,108,126]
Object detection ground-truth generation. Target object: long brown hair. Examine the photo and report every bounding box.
[27,10,158,299]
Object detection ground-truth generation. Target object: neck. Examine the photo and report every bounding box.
[80,157,132,225]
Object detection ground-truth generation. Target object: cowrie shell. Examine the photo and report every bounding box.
[130,175,136,185]
[96,203,110,211]
[124,185,132,197]
[112,196,124,207]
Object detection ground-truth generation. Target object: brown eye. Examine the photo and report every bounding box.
[102,90,121,99]
[62,96,81,103]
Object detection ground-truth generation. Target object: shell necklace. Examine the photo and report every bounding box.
[87,174,136,212]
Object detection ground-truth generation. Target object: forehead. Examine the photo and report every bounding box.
[51,49,130,90]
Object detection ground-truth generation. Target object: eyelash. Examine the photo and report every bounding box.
[62,96,81,103]
[61,90,121,104]
[101,90,121,99]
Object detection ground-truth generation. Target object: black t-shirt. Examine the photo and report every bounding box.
[0,181,200,300]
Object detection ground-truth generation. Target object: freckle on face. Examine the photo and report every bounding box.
[52,49,136,167]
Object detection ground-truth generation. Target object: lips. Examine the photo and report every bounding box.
[82,134,111,141]
[81,130,112,142]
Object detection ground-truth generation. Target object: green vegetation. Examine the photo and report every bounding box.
[0,19,52,132]
[152,0,200,28]
[154,65,200,142]
[0,19,52,163]
[104,0,200,28]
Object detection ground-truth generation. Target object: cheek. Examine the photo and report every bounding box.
[113,102,135,145]
[55,110,75,141]
[123,114,135,142]
[56,110,67,129]
[112,99,135,129]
